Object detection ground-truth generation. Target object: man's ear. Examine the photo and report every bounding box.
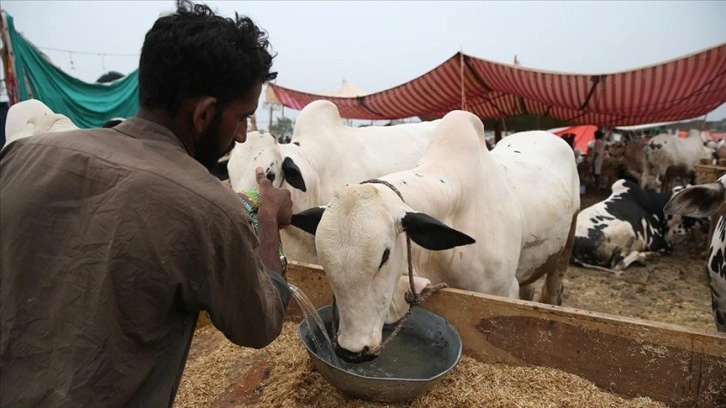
[191,96,218,138]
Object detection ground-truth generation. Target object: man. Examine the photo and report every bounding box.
[0,1,292,407]
[591,129,607,189]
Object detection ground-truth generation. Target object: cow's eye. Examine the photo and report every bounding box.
[379,248,390,269]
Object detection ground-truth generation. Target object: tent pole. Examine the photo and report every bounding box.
[459,52,466,110]
[268,104,273,133]
[700,114,708,131]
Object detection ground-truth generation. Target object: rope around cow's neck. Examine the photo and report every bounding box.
[361,179,420,307]
[328,179,445,357]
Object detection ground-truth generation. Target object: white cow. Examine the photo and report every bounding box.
[291,110,580,361]
[664,175,726,332]
[3,99,78,150]
[641,130,712,191]
[227,100,440,265]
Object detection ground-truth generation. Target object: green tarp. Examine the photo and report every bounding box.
[6,12,139,128]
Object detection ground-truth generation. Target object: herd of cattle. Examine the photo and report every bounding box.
[590,127,725,192]
[3,99,725,360]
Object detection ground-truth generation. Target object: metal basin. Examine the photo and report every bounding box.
[298,305,462,403]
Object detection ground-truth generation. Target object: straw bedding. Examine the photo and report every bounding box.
[174,322,665,408]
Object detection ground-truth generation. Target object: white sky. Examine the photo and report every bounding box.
[3,0,726,128]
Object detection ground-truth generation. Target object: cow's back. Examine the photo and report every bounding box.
[379,111,524,294]
[247,102,439,265]
[295,119,440,211]
[645,132,709,174]
[491,131,580,277]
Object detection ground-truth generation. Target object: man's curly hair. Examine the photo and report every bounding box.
[138,0,277,115]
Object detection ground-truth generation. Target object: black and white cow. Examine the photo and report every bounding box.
[664,175,725,332]
[572,179,703,271]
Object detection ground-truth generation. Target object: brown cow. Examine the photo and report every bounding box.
[608,134,659,190]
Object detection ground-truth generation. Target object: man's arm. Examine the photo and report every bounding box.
[254,167,293,303]
[206,168,293,348]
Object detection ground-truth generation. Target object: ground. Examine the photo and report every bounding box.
[561,188,715,332]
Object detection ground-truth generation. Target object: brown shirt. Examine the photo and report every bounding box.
[0,118,288,407]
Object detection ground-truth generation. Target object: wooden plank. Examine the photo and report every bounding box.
[285,263,726,408]
[424,288,726,408]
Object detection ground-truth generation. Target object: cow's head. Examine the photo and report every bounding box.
[663,184,718,245]
[227,131,307,193]
[664,214,708,246]
[291,184,474,362]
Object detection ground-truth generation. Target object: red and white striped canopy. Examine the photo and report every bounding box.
[269,43,726,127]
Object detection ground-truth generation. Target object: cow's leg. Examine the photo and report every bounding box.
[539,212,578,305]
[519,283,536,301]
[710,267,726,332]
[614,251,659,270]
[640,163,652,190]
[659,174,668,192]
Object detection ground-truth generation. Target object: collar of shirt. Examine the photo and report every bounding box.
[113,117,188,154]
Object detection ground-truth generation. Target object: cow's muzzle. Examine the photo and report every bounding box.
[335,344,377,363]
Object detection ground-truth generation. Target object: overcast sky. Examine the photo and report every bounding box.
[3,0,726,128]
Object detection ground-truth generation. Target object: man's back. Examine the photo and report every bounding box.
[0,118,266,407]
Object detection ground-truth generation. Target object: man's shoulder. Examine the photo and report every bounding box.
[137,165,249,224]
[5,127,247,226]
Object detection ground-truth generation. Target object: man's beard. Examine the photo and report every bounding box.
[195,112,226,172]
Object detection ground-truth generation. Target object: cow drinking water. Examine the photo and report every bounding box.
[291,110,580,362]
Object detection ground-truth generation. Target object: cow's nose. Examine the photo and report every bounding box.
[335,344,377,363]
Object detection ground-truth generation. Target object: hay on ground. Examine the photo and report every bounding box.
[174,322,665,408]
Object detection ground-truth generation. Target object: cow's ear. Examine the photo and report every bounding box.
[665,183,724,218]
[401,212,475,250]
[282,157,307,192]
[290,206,326,235]
[210,159,229,181]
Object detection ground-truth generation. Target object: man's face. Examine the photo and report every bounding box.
[196,81,262,170]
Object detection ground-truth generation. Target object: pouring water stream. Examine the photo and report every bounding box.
[288,283,340,364]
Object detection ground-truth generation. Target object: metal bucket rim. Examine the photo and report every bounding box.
[298,304,463,382]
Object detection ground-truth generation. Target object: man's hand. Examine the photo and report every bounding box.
[255,167,293,228]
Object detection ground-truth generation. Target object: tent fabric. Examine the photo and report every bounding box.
[265,83,281,104]
[551,125,597,154]
[269,44,726,126]
[319,80,369,97]
[264,80,368,104]
[2,12,139,128]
